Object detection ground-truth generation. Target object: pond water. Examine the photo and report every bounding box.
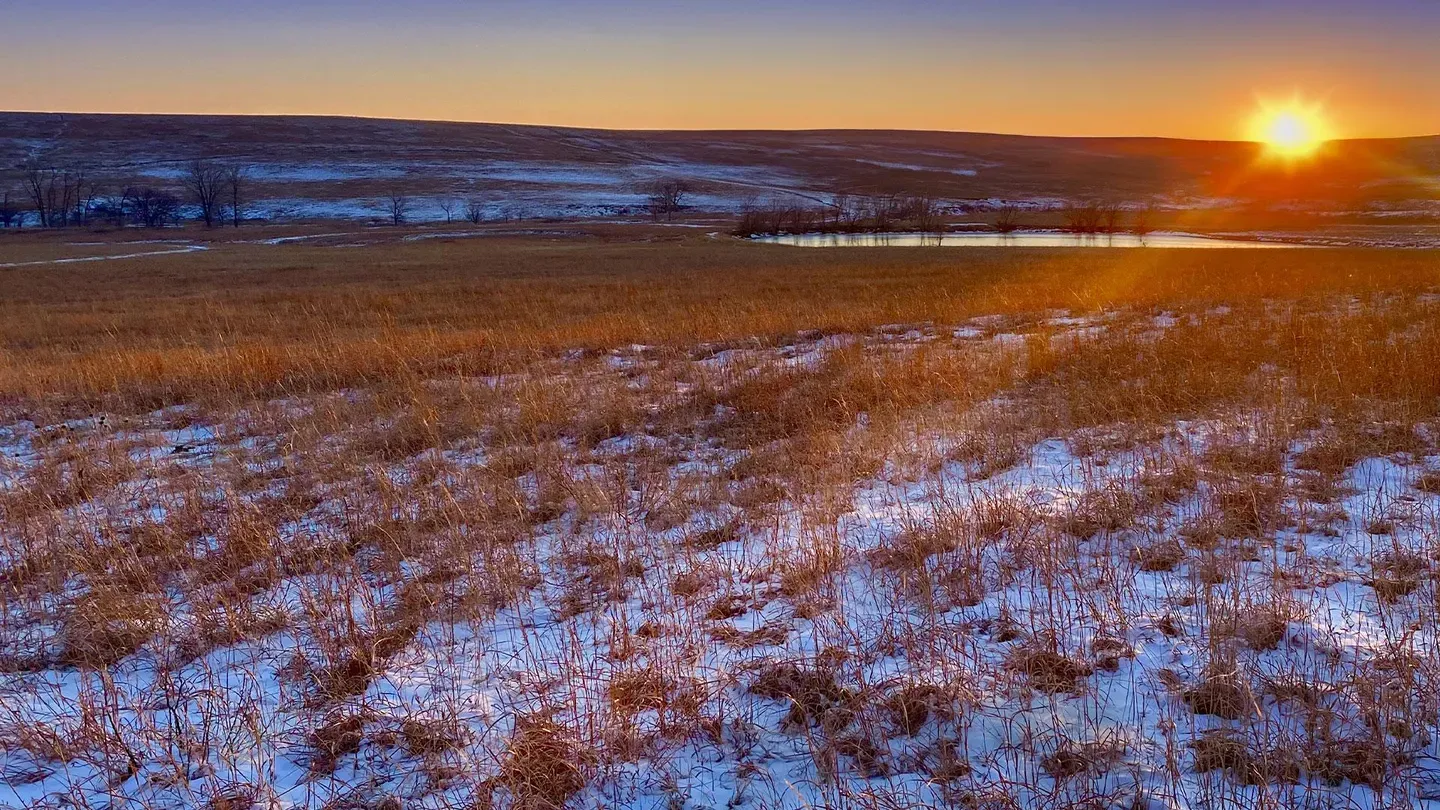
[756,231,1308,249]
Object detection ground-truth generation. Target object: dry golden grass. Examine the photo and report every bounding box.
[1,233,1438,416]
[6,231,1440,808]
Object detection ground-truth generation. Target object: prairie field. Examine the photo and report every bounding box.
[4,231,1440,809]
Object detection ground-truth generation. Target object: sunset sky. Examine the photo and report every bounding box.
[5,0,1439,139]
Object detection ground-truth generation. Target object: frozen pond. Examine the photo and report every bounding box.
[757,231,1309,248]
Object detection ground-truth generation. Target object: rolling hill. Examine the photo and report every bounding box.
[1,112,1437,223]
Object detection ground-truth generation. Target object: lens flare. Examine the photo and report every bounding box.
[1247,98,1332,159]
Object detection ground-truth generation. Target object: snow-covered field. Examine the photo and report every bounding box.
[4,297,1440,809]
[156,160,827,223]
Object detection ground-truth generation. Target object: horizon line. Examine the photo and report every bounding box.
[3,109,1437,145]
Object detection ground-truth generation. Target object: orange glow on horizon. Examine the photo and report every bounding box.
[1246,97,1334,160]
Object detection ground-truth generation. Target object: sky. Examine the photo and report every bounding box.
[4,0,1439,139]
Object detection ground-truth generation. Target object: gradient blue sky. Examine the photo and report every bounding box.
[4,1,1438,138]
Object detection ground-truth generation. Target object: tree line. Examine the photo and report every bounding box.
[0,159,250,229]
[1,163,703,229]
[1059,202,1155,236]
[0,160,1159,236]
[734,194,949,237]
[381,195,536,226]
[383,179,691,226]
[733,193,1158,238]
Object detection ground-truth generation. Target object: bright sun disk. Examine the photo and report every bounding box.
[1248,99,1331,159]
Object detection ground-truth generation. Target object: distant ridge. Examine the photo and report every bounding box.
[2,112,1436,223]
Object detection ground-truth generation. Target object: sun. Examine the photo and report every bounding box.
[1247,98,1332,159]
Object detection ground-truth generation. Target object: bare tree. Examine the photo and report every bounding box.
[124,186,180,228]
[95,189,128,227]
[465,199,486,225]
[867,194,900,232]
[387,194,411,226]
[75,177,101,226]
[645,179,690,221]
[224,165,249,227]
[64,169,87,226]
[0,191,21,228]
[733,200,839,237]
[183,161,226,227]
[121,187,144,226]
[438,198,458,224]
[23,161,90,227]
[994,205,1023,234]
[151,192,180,227]
[24,163,53,227]
[1101,205,1124,235]
[734,202,766,238]
[908,196,945,233]
[828,193,852,230]
[1063,202,1105,235]
[1132,205,1156,237]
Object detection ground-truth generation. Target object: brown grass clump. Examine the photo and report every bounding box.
[1191,730,1302,786]
[1206,437,1287,477]
[58,587,164,667]
[400,718,469,759]
[207,499,279,579]
[496,716,595,810]
[1414,469,1440,495]
[1090,636,1134,673]
[1042,739,1126,780]
[1010,647,1094,694]
[751,661,859,731]
[1133,538,1186,572]
[884,683,961,735]
[1184,673,1255,720]
[705,592,751,621]
[1207,476,1289,539]
[308,712,369,774]
[1367,549,1429,604]
[1192,726,1400,790]
[1291,422,1421,479]
[608,670,683,714]
[712,623,790,648]
[709,344,990,449]
[1214,597,1296,651]
[1194,554,1234,586]
[1055,486,1141,538]
[1307,737,1394,790]
[832,734,890,778]
[205,787,261,810]
[305,594,428,702]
